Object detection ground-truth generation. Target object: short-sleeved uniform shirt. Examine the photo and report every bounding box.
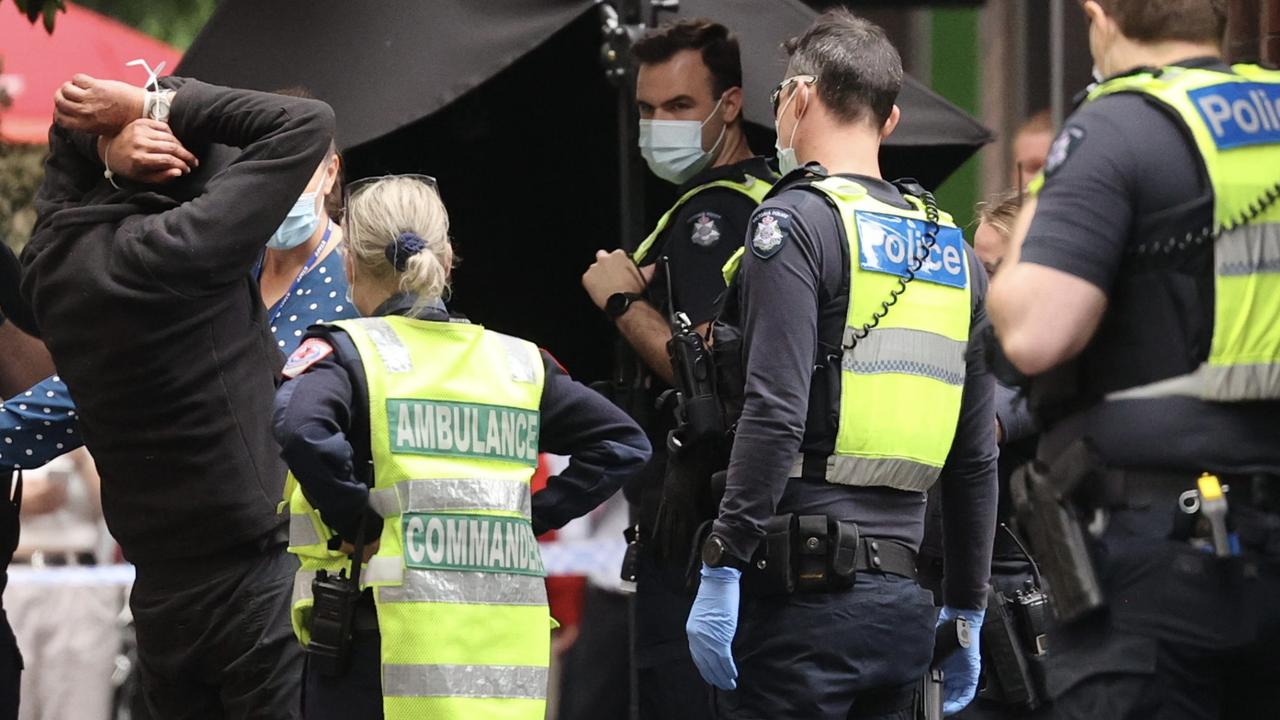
[1022,58,1280,473]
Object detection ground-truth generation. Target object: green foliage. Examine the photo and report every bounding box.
[0,144,45,252]
[7,0,65,34]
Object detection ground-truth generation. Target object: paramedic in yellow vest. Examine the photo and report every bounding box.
[988,1,1280,717]
[685,10,997,719]
[578,19,773,720]
[273,175,651,720]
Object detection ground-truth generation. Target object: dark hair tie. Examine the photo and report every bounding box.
[385,232,428,271]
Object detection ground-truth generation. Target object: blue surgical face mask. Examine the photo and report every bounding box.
[267,192,321,250]
[638,97,726,185]
[775,88,803,176]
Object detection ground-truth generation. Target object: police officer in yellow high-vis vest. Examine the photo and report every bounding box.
[988,1,1280,718]
[273,175,652,720]
[684,11,998,720]
[578,19,774,720]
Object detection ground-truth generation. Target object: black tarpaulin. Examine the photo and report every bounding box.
[177,0,597,149]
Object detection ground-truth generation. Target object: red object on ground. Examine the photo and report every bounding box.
[533,453,587,628]
[0,3,182,144]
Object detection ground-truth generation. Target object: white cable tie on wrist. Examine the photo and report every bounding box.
[103,136,121,190]
[127,58,167,121]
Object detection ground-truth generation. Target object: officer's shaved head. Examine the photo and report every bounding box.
[783,9,902,127]
[1092,0,1226,45]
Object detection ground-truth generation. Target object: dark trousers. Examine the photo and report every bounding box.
[130,539,303,720]
[302,622,382,720]
[559,586,632,720]
[1046,505,1280,720]
[0,610,18,720]
[716,573,937,720]
[634,550,715,720]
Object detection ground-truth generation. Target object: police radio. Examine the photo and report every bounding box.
[306,512,368,676]
[661,256,724,450]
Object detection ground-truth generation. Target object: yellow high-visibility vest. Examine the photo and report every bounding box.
[285,315,550,720]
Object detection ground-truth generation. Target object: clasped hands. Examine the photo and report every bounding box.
[54,73,197,184]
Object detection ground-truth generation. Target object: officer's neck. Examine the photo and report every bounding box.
[799,125,883,180]
[1103,39,1222,77]
[711,124,753,169]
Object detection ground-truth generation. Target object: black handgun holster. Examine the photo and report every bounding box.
[1009,440,1107,623]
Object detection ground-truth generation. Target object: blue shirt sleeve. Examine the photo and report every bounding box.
[0,375,83,469]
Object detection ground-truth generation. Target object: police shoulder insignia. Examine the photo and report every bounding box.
[751,208,791,259]
[689,211,723,247]
[282,337,334,379]
[1043,125,1086,178]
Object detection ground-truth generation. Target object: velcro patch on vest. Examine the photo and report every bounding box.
[855,211,967,289]
[281,338,334,379]
[402,512,546,576]
[1189,82,1280,149]
[389,399,539,465]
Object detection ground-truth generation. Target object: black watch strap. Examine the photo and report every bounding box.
[605,292,643,320]
[702,535,749,571]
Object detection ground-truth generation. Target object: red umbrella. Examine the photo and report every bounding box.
[0,2,181,144]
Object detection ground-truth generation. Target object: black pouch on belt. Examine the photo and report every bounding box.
[741,514,795,596]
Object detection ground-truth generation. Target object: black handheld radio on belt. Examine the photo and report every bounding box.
[306,511,369,677]
[661,256,724,451]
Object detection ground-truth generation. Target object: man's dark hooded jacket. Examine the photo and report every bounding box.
[21,78,335,563]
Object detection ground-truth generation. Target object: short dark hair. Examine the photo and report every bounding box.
[783,9,903,126]
[632,19,742,97]
[1095,0,1226,45]
[273,86,343,221]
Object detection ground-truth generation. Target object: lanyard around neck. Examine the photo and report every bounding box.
[265,221,333,330]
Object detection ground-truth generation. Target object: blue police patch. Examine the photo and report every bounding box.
[1188,82,1280,149]
[751,209,790,259]
[855,211,968,289]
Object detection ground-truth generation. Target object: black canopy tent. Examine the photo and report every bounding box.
[179,0,991,379]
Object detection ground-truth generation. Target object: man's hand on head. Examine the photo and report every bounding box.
[582,249,649,311]
[98,119,198,184]
[54,74,145,136]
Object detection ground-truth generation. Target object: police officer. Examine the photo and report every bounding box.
[988,1,1280,716]
[579,19,773,719]
[685,11,998,719]
[273,175,651,720]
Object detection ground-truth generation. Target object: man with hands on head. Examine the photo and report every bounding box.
[685,10,997,719]
[23,71,336,718]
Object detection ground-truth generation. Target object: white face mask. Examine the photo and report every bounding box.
[774,85,803,176]
[638,97,726,185]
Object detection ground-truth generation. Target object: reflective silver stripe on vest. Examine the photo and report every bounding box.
[359,318,414,374]
[1107,361,1280,402]
[364,555,405,585]
[1216,224,1280,277]
[382,663,548,700]
[790,454,942,492]
[293,569,316,605]
[378,568,547,606]
[288,513,324,549]
[368,478,532,518]
[841,328,966,386]
[497,334,538,385]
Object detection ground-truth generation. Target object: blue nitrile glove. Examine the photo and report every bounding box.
[937,606,985,716]
[686,564,741,690]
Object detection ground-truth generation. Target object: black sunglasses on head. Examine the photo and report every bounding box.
[770,74,817,114]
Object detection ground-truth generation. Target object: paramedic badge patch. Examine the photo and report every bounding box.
[690,212,723,247]
[751,209,791,259]
[282,338,334,379]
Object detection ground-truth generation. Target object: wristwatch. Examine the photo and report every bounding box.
[702,534,749,571]
[605,292,643,320]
